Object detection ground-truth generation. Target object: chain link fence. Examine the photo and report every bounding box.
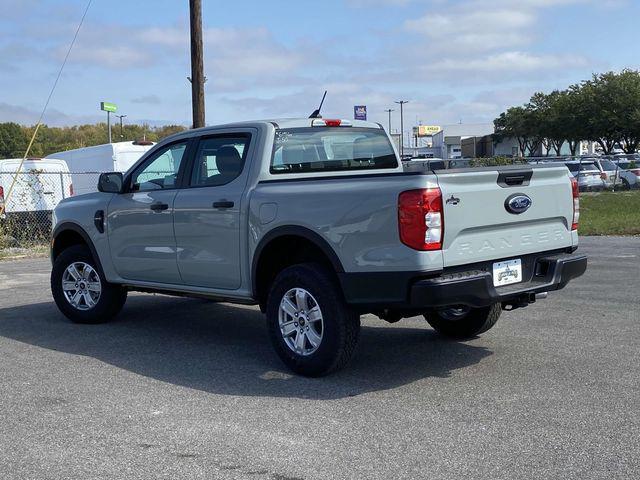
[0,171,102,251]
[1,158,638,256]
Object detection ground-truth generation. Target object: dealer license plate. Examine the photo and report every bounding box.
[492,259,522,287]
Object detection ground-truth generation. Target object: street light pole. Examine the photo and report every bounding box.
[115,114,127,140]
[395,100,408,158]
[189,0,205,128]
[384,108,394,134]
[107,111,112,143]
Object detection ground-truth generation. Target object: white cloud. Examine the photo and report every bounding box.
[0,0,627,128]
[131,95,162,105]
[346,0,415,6]
[429,51,589,75]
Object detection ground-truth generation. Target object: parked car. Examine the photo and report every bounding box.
[611,155,640,189]
[46,141,155,196]
[564,159,608,191]
[593,158,624,188]
[50,118,587,376]
[0,158,73,236]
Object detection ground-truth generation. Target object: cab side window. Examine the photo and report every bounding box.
[131,142,188,191]
[190,135,250,187]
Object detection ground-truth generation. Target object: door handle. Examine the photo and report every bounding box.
[212,200,234,209]
[150,202,169,212]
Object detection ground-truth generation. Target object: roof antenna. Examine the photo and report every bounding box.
[309,90,327,119]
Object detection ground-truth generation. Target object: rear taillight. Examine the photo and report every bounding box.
[0,185,4,208]
[600,172,607,180]
[69,183,74,196]
[570,176,579,231]
[398,188,443,250]
[311,119,352,127]
[631,169,640,177]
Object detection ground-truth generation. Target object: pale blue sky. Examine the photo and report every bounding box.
[0,0,637,130]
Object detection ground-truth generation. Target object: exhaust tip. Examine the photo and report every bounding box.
[535,292,548,300]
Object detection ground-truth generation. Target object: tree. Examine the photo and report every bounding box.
[494,107,528,157]
[577,70,640,154]
[495,70,640,157]
[0,122,188,159]
[557,87,587,156]
[0,122,28,158]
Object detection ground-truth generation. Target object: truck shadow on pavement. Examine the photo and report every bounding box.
[0,295,492,400]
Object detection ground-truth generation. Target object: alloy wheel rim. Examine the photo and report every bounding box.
[62,262,101,311]
[278,288,324,356]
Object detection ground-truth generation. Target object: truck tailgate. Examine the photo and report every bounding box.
[435,165,574,267]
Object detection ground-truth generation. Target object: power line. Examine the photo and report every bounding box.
[38,0,93,129]
[0,0,93,216]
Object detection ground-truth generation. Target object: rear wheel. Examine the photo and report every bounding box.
[425,303,501,339]
[266,263,360,377]
[51,245,127,324]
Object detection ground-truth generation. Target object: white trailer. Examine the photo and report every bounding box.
[46,141,155,196]
[0,158,73,234]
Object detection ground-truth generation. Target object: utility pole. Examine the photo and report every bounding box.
[115,114,127,140]
[395,100,408,158]
[384,108,394,134]
[189,0,205,128]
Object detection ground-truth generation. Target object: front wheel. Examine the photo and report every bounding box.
[425,303,502,339]
[51,245,127,324]
[266,263,360,377]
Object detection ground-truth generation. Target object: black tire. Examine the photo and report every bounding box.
[425,303,502,339]
[621,179,631,190]
[51,244,127,324]
[266,263,360,377]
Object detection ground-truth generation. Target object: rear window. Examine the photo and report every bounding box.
[580,162,598,171]
[599,159,616,170]
[566,162,598,172]
[615,161,631,169]
[271,127,397,174]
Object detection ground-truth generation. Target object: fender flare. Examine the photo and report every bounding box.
[51,222,104,274]
[251,225,344,297]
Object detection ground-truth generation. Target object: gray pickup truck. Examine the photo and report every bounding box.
[50,118,587,376]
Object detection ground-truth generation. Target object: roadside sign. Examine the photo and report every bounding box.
[354,105,367,121]
[414,125,441,137]
[100,102,117,113]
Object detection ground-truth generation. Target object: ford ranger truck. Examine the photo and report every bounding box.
[50,118,587,376]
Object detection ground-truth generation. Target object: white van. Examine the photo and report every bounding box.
[0,158,73,234]
[46,141,155,196]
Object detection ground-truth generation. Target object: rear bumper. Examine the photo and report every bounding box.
[409,252,587,309]
[339,250,587,310]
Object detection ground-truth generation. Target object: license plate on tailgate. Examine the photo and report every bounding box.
[493,259,522,287]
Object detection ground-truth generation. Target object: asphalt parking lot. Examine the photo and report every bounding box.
[0,236,638,480]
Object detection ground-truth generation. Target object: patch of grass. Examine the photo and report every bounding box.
[579,190,640,236]
[0,244,48,260]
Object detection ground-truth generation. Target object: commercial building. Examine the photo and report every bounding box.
[432,123,495,159]
[461,135,523,158]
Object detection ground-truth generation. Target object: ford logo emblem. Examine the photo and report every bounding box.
[505,194,532,214]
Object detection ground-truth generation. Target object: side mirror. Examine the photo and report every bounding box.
[98,172,124,193]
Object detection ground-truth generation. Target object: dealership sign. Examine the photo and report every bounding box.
[413,125,441,137]
[354,105,367,121]
[100,101,117,113]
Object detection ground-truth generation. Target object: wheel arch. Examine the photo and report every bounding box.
[251,225,345,310]
[51,222,103,273]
